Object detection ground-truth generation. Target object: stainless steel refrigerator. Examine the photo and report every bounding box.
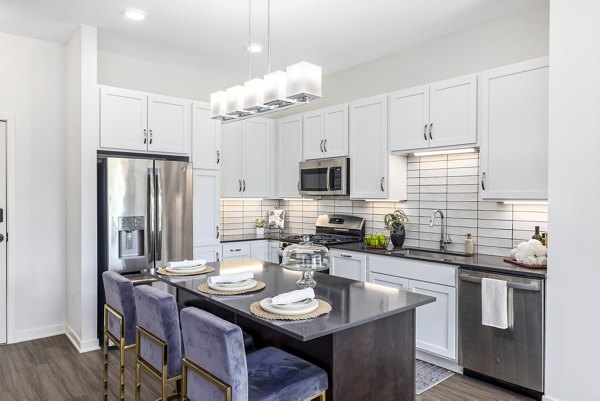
[97,156,192,338]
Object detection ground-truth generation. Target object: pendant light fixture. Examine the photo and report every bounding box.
[210,0,322,122]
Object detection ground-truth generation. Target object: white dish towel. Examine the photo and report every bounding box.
[167,259,206,270]
[481,278,508,329]
[271,288,315,305]
[207,271,254,285]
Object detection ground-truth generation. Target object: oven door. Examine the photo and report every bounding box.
[299,158,348,196]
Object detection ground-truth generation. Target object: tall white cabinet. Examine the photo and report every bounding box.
[479,58,549,201]
[277,115,303,198]
[192,102,220,170]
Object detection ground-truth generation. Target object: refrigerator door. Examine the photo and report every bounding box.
[106,158,155,273]
[154,160,193,268]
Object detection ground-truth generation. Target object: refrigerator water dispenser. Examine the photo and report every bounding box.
[118,216,145,257]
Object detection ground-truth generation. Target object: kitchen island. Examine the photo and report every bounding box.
[149,258,434,401]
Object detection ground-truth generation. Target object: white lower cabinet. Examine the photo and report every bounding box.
[330,250,367,281]
[221,242,251,259]
[269,241,280,264]
[193,246,220,263]
[367,254,457,361]
[250,240,269,261]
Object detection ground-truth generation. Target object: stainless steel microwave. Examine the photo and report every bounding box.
[299,158,349,196]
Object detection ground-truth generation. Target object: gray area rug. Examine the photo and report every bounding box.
[416,359,454,395]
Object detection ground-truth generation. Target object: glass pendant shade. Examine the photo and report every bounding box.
[243,78,267,112]
[210,91,227,119]
[225,85,246,116]
[286,61,322,101]
[263,71,293,108]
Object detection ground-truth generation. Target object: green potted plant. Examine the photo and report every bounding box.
[255,218,266,235]
[384,210,409,247]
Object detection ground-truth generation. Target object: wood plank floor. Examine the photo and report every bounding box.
[0,335,533,400]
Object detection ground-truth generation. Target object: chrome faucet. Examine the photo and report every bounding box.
[429,209,452,251]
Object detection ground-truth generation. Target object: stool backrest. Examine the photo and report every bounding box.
[102,271,137,345]
[180,307,248,401]
[134,285,182,378]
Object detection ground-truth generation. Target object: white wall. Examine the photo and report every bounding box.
[97,51,238,101]
[275,3,549,117]
[0,32,67,341]
[545,1,600,400]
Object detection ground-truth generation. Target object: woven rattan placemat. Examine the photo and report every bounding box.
[198,281,266,295]
[156,266,215,277]
[249,299,332,321]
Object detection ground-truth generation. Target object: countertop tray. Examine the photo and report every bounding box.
[503,258,547,270]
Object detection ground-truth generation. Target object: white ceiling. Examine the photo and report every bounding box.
[0,0,547,80]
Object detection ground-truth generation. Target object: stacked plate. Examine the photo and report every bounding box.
[207,278,257,292]
[259,297,319,316]
[165,264,207,274]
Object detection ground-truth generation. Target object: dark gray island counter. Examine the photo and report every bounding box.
[149,258,434,401]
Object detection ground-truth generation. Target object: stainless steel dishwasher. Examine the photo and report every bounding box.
[458,269,545,395]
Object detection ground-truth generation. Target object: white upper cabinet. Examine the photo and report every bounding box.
[277,115,303,198]
[220,118,275,198]
[389,75,477,152]
[147,94,191,154]
[193,169,220,247]
[303,104,349,160]
[192,102,220,170]
[100,87,148,152]
[479,58,549,201]
[350,95,407,200]
[99,86,191,155]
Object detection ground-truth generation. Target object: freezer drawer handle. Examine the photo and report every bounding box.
[458,272,540,292]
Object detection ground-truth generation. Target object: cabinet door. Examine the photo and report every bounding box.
[323,104,349,157]
[269,242,281,264]
[350,95,388,199]
[193,246,220,263]
[369,272,410,291]
[250,240,269,261]
[241,119,271,197]
[409,279,456,360]
[192,102,220,169]
[389,85,430,151]
[220,122,242,197]
[480,58,549,200]
[330,250,367,281]
[277,115,303,198]
[193,170,220,247]
[99,86,147,151]
[302,109,325,160]
[429,75,477,148]
[147,94,191,155]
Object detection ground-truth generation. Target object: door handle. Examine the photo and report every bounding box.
[216,251,219,261]
[216,226,219,239]
[324,139,328,152]
[144,129,148,144]
[243,180,246,192]
[481,172,486,191]
[428,123,433,140]
[458,272,541,292]
[0,208,4,223]
[297,180,300,191]
[216,150,220,164]
[320,139,324,152]
[380,176,385,192]
[147,168,155,262]
[423,124,427,141]
[155,168,163,261]
[149,129,153,144]
[238,179,242,192]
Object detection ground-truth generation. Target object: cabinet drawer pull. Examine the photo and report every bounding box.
[428,123,433,140]
[230,248,242,252]
[340,254,352,258]
[144,129,147,144]
[481,172,486,191]
[423,124,427,141]
[380,177,385,192]
[324,139,328,152]
[216,150,220,164]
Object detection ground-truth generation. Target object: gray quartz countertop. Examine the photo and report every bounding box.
[330,243,547,278]
[220,234,283,243]
[150,258,434,341]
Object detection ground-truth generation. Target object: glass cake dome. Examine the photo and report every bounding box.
[281,235,330,288]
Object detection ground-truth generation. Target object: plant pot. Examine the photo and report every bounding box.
[256,227,265,235]
[390,227,406,248]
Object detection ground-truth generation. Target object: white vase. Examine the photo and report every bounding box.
[256,227,265,235]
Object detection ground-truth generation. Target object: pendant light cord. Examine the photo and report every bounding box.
[248,0,252,80]
[268,0,271,73]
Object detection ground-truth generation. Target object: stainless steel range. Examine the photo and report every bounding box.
[278,214,365,263]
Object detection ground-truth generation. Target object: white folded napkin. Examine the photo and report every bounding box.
[481,278,508,329]
[271,288,315,305]
[167,259,206,270]
[207,271,254,285]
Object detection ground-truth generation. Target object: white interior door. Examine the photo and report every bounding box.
[0,121,6,344]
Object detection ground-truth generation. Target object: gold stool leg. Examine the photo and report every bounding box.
[120,339,126,401]
[103,333,109,401]
[162,364,168,401]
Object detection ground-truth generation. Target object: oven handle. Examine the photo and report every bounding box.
[458,272,540,292]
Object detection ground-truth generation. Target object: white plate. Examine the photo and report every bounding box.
[260,298,319,316]
[271,298,314,310]
[165,265,207,274]
[168,264,206,271]
[208,279,257,292]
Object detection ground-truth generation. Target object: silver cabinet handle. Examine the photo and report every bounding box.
[423,124,427,141]
[340,254,352,258]
[428,123,433,140]
[243,180,246,192]
[216,251,219,261]
[230,248,242,252]
[481,172,486,191]
[144,129,148,144]
[320,139,324,152]
[238,179,242,192]
[149,129,153,144]
[380,176,385,192]
[297,180,300,191]
[216,226,219,239]
[216,150,220,164]
[324,139,328,152]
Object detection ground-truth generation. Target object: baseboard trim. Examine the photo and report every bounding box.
[65,324,100,353]
[13,323,65,343]
[416,350,463,373]
[542,396,559,401]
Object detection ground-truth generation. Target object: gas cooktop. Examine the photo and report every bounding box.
[282,233,361,246]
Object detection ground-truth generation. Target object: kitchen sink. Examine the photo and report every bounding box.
[388,247,473,263]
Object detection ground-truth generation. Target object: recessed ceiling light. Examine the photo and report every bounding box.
[247,43,263,53]
[122,8,146,21]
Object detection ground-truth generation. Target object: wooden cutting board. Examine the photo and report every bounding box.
[503,258,547,270]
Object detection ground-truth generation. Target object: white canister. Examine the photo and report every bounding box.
[465,233,474,255]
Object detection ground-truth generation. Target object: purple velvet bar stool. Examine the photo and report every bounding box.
[180,307,328,401]
[102,271,138,401]
[134,285,183,401]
